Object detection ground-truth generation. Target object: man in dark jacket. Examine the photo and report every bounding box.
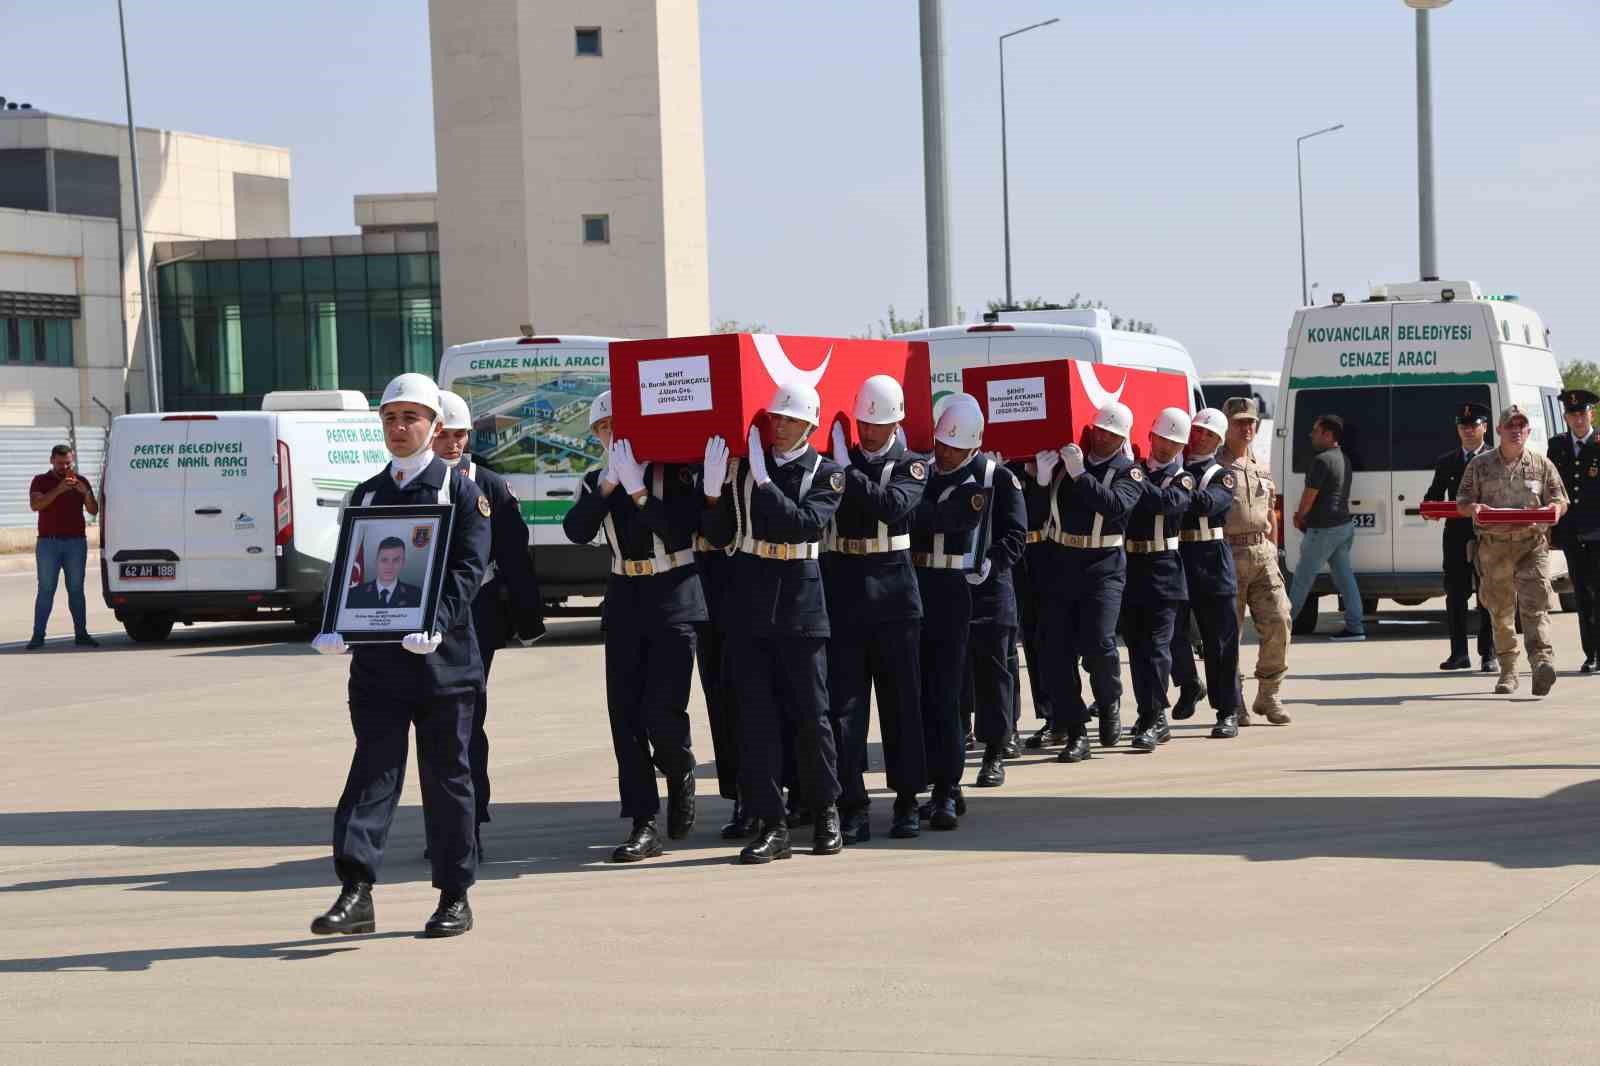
[1178,408,1245,739]
[1548,388,1600,674]
[1423,402,1495,672]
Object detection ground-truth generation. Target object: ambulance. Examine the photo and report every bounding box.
[1274,280,1569,632]
[100,391,387,641]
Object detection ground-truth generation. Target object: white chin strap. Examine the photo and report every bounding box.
[1188,449,1217,464]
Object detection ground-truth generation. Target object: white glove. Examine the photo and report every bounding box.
[965,558,993,586]
[311,632,347,655]
[1033,449,1059,486]
[702,436,729,498]
[831,422,851,467]
[598,447,618,490]
[746,426,771,485]
[611,439,645,495]
[401,632,442,656]
[1060,444,1085,479]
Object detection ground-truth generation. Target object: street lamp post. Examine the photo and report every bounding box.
[999,17,1058,309]
[117,0,159,412]
[1405,0,1452,279]
[1297,123,1344,307]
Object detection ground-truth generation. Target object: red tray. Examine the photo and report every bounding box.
[1422,500,1558,523]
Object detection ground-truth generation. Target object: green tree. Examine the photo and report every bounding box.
[987,294,1159,335]
[1560,359,1600,395]
[713,318,769,334]
[855,304,967,339]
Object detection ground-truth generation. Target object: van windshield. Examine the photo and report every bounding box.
[1203,382,1280,420]
[448,369,608,477]
[1390,384,1494,470]
[1291,383,1493,473]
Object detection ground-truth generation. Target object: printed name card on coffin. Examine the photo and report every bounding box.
[610,333,934,462]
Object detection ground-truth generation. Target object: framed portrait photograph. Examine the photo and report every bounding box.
[321,504,455,643]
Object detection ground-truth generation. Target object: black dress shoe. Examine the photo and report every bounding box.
[739,822,792,864]
[840,806,871,845]
[1097,700,1122,748]
[1002,733,1022,760]
[1024,724,1070,749]
[975,750,1006,787]
[920,785,968,819]
[1154,712,1172,744]
[74,634,100,647]
[929,791,959,831]
[666,770,696,840]
[1481,656,1497,674]
[611,819,664,863]
[1171,680,1206,720]
[1130,716,1157,752]
[423,892,472,937]
[720,799,757,841]
[1058,735,1092,763]
[963,731,978,751]
[1582,656,1597,675]
[1439,654,1472,670]
[889,796,920,839]
[25,637,44,651]
[813,805,844,855]
[311,882,374,935]
[1210,714,1239,739]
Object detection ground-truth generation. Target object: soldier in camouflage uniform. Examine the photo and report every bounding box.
[1455,404,1570,696]
[1221,397,1291,725]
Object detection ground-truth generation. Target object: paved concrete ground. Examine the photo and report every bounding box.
[3,568,1598,1065]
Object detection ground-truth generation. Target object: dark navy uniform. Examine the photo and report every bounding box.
[333,456,490,898]
[563,462,707,822]
[1548,422,1600,668]
[964,458,1029,753]
[1423,442,1494,665]
[462,459,543,830]
[1036,451,1145,743]
[911,457,993,791]
[1015,470,1073,736]
[1121,458,1195,732]
[694,538,740,801]
[703,445,844,825]
[1175,456,1243,722]
[822,440,929,817]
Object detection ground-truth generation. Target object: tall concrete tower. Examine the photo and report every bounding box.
[429,0,710,344]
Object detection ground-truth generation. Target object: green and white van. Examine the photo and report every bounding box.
[1273,279,1569,631]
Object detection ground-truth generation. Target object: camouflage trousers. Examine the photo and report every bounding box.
[1475,530,1556,674]
[1233,541,1290,715]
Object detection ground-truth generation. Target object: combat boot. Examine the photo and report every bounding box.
[666,770,696,840]
[1130,714,1158,753]
[1002,732,1022,760]
[1097,699,1122,747]
[740,821,792,864]
[1153,711,1173,744]
[1236,707,1254,727]
[1025,723,1071,749]
[612,819,663,863]
[311,882,374,936]
[423,892,472,938]
[1058,733,1092,763]
[975,746,1006,787]
[1253,687,1291,725]
[1532,662,1557,697]
[889,794,921,839]
[1171,679,1206,720]
[813,804,844,855]
[839,805,871,846]
[928,787,960,831]
[1495,664,1519,695]
[720,795,757,840]
[1210,713,1239,739]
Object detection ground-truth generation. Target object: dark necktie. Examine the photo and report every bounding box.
[380,590,390,606]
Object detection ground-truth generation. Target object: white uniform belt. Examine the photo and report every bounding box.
[912,550,971,570]
[829,533,911,556]
[738,538,821,561]
[1050,531,1124,549]
[612,549,696,577]
[1180,528,1225,543]
[1125,537,1180,554]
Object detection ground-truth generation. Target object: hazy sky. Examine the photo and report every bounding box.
[5,1,1596,371]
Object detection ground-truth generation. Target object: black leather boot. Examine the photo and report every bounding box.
[612,819,664,862]
[813,804,844,855]
[1210,713,1239,739]
[1058,733,1092,763]
[1097,700,1122,747]
[840,806,871,845]
[1171,679,1206,720]
[1154,711,1172,744]
[739,821,793,864]
[890,794,921,839]
[667,770,696,840]
[310,882,374,936]
[720,796,757,840]
[929,788,959,831]
[1130,714,1158,752]
[975,746,1006,787]
[423,891,472,937]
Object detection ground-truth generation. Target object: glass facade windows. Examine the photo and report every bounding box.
[0,149,49,212]
[53,151,120,219]
[156,253,442,411]
[2,316,74,366]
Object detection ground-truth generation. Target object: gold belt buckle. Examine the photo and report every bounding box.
[623,559,655,577]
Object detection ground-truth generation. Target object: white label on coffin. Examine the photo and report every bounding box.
[639,355,714,415]
[986,376,1047,424]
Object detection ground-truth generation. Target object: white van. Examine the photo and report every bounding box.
[101,391,386,641]
[1201,369,1280,465]
[1274,280,1569,631]
[438,334,620,607]
[895,307,1204,416]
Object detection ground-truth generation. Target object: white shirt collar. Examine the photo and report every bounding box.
[772,442,810,467]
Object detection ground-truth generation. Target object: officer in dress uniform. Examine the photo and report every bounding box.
[822,376,929,844]
[693,463,752,840]
[561,391,707,862]
[908,395,991,830]
[1035,401,1147,763]
[1547,388,1600,674]
[310,372,491,939]
[1120,408,1195,753]
[432,391,545,855]
[1423,401,1496,672]
[1016,460,1080,750]
[1177,408,1245,739]
[964,448,1028,789]
[701,382,846,863]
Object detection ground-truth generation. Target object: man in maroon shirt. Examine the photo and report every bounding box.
[28,445,100,650]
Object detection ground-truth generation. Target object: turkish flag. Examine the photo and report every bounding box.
[349,539,364,587]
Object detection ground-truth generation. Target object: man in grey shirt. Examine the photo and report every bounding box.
[1286,414,1366,640]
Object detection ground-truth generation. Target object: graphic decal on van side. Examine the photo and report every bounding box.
[451,368,609,479]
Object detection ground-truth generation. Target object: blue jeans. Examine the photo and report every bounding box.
[1287,521,1365,634]
[34,536,89,641]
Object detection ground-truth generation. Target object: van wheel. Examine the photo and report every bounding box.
[1291,596,1319,636]
[124,614,175,643]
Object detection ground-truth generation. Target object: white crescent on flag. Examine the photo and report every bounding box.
[753,333,831,390]
[1074,361,1127,409]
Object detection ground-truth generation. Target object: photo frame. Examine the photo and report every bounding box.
[320,503,455,643]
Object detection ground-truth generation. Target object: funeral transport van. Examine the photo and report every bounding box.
[101,391,385,641]
[1202,369,1279,465]
[1273,280,1569,632]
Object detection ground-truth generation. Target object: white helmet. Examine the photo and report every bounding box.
[438,390,472,431]
[1091,401,1134,438]
[767,380,821,426]
[589,390,613,428]
[379,372,441,417]
[1151,406,1192,445]
[853,375,905,425]
[934,393,984,450]
[1192,407,1229,440]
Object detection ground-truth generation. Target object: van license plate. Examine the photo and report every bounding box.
[120,563,176,581]
[1352,512,1377,530]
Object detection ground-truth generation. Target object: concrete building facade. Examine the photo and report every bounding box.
[428,0,709,344]
[0,111,289,427]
